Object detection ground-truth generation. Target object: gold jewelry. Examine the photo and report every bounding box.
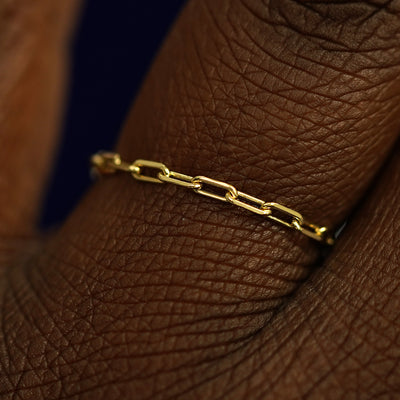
[91,151,335,245]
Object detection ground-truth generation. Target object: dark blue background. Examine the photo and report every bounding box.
[41,0,185,227]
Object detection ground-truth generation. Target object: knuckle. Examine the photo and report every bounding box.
[242,0,400,54]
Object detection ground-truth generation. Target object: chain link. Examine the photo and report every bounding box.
[91,152,335,245]
[225,191,270,216]
[131,159,169,183]
[91,152,137,174]
[158,171,202,189]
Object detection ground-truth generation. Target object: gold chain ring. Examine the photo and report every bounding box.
[91,151,335,245]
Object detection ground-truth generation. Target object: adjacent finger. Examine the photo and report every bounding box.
[0,1,79,250]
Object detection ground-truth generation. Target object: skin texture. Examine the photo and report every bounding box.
[0,0,400,399]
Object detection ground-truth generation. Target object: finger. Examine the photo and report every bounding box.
[0,1,79,246]
[248,142,400,398]
[107,0,400,310]
[4,0,400,397]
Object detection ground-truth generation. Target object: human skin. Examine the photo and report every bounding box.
[1,0,400,398]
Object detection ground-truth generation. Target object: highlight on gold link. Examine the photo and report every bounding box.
[263,203,303,229]
[90,152,335,245]
[90,152,138,176]
[191,176,238,203]
[158,171,202,189]
[131,159,170,183]
[225,191,271,216]
[299,223,335,246]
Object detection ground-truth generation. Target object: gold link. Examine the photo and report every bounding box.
[264,202,303,229]
[226,191,271,216]
[91,152,137,174]
[132,159,170,183]
[191,176,238,202]
[299,222,335,245]
[91,153,335,245]
[158,170,201,189]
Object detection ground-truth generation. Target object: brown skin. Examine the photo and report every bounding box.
[1,0,400,398]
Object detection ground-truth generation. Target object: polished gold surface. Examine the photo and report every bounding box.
[91,152,335,245]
